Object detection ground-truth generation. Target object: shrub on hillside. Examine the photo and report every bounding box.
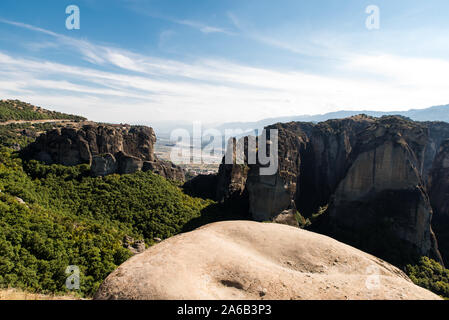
[406,256,449,299]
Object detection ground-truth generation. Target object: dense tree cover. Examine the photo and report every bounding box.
[0,147,214,297]
[406,257,449,299]
[0,191,131,296]
[0,100,85,122]
[0,123,53,149]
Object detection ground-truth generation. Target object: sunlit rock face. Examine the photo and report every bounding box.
[94,221,441,300]
[22,123,185,181]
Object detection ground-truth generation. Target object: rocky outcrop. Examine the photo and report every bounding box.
[22,124,185,181]
[122,236,146,255]
[91,153,118,176]
[272,209,299,227]
[189,115,449,267]
[142,159,185,182]
[117,152,144,174]
[94,221,440,300]
[429,140,449,265]
[323,130,440,266]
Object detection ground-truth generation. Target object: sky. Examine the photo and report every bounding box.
[0,0,449,125]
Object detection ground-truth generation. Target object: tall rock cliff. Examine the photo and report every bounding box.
[190,115,449,267]
[429,140,449,265]
[22,123,185,181]
[323,125,441,266]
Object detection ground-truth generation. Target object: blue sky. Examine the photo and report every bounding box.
[0,0,449,124]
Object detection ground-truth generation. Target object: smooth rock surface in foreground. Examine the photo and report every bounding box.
[94,221,440,300]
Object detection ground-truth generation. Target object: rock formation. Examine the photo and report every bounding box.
[323,127,440,266]
[272,209,299,227]
[122,236,146,255]
[142,159,186,182]
[429,140,449,265]
[94,221,440,300]
[22,123,185,181]
[424,122,449,179]
[187,115,449,267]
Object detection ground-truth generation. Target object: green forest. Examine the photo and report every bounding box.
[0,147,215,297]
[0,100,85,122]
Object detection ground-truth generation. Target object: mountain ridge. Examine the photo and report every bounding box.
[212,104,449,134]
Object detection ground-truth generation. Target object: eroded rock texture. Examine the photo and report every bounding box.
[189,115,449,267]
[94,221,440,300]
[22,124,185,181]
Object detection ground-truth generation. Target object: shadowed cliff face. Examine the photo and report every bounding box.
[295,117,375,217]
[429,140,449,266]
[424,123,449,180]
[323,133,441,266]
[190,115,449,267]
[22,124,185,181]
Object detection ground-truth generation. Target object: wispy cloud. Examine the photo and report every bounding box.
[0,19,448,124]
[0,18,59,36]
[0,18,106,64]
[173,19,235,35]
[226,12,337,58]
[114,5,235,36]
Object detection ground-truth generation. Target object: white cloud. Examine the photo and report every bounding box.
[226,12,339,59]
[347,54,449,88]
[0,19,449,125]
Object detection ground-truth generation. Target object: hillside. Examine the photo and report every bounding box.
[0,100,86,122]
[0,100,227,298]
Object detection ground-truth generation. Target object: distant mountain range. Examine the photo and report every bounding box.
[213,104,449,134]
[151,104,449,139]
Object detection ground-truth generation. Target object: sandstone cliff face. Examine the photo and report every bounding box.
[191,115,449,267]
[23,124,185,181]
[247,122,308,220]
